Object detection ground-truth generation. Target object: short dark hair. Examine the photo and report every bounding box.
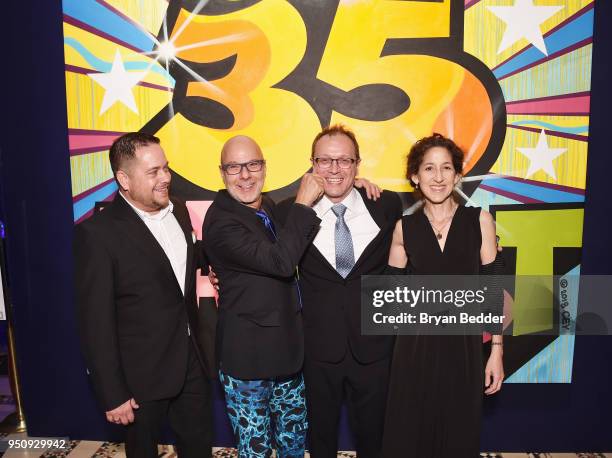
[311,124,360,161]
[406,133,464,187]
[109,132,160,176]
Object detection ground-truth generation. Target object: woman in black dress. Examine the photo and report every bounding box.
[381,134,504,458]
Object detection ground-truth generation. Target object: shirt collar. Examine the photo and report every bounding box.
[313,187,359,217]
[120,191,173,221]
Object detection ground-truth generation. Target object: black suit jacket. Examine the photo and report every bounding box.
[277,189,403,364]
[202,190,320,380]
[74,194,206,411]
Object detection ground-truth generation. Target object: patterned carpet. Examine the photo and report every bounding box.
[0,379,609,457]
[0,432,609,458]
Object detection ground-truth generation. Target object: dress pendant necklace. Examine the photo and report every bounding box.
[425,205,458,240]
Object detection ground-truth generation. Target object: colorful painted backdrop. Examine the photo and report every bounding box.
[63,0,594,383]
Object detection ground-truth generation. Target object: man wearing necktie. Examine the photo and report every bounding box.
[277,125,404,458]
[202,135,324,458]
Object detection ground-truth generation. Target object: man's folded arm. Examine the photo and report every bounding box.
[74,224,132,411]
[206,203,320,277]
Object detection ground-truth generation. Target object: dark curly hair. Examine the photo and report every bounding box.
[406,133,464,188]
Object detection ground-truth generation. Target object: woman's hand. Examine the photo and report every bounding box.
[484,346,504,395]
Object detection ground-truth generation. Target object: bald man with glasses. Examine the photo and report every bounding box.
[202,135,324,458]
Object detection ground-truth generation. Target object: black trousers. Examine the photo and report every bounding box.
[125,342,213,458]
[303,349,391,458]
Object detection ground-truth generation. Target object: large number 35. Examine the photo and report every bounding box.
[142,0,505,197]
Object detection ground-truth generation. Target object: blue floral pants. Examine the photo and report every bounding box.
[219,371,308,458]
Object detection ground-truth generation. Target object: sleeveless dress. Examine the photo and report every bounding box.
[381,205,484,458]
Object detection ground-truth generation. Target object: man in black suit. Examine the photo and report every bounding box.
[203,135,324,458]
[277,125,403,458]
[74,133,212,458]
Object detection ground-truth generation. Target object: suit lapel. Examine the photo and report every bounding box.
[216,190,276,241]
[171,197,195,294]
[111,195,184,296]
[306,188,389,281]
[347,189,392,278]
[308,242,338,275]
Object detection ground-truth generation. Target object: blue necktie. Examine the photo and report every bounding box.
[256,209,277,238]
[255,210,302,310]
[332,204,355,278]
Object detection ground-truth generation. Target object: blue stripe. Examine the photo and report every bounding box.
[510,120,589,135]
[483,178,584,203]
[494,9,594,80]
[64,37,174,84]
[73,181,118,221]
[63,0,156,52]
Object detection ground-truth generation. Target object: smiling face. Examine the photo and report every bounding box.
[312,133,360,203]
[411,146,461,204]
[116,142,171,213]
[220,136,266,209]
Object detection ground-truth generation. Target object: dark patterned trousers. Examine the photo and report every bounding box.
[219,371,307,458]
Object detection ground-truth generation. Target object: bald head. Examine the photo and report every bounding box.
[221,135,263,164]
[219,135,266,209]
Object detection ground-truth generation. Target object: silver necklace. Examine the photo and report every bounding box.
[425,205,458,240]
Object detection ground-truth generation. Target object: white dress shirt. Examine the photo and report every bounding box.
[312,188,380,269]
[120,193,187,295]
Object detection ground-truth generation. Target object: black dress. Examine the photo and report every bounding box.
[381,205,484,458]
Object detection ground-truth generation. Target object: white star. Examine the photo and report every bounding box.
[487,0,564,56]
[517,130,567,180]
[88,50,147,115]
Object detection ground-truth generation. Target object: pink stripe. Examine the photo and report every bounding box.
[465,0,482,9]
[69,128,126,136]
[506,91,590,104]
[479,184,544,204]
[506,94,590,115]
[69,133,121,151]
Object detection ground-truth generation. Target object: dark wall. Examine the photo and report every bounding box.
[0,0,610,450]
[1,0,112,440]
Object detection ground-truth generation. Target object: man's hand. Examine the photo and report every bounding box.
[354,177,382,201]
[105,398,139,425]
[208,267,219,291]
[295,173,325,206]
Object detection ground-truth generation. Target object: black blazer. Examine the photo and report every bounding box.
[203,190,320,380]
[277,189,403,364]
[74,195,206,411]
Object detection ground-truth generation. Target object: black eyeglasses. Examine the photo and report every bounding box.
[312,157,358,169]
[220,160,266,175]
